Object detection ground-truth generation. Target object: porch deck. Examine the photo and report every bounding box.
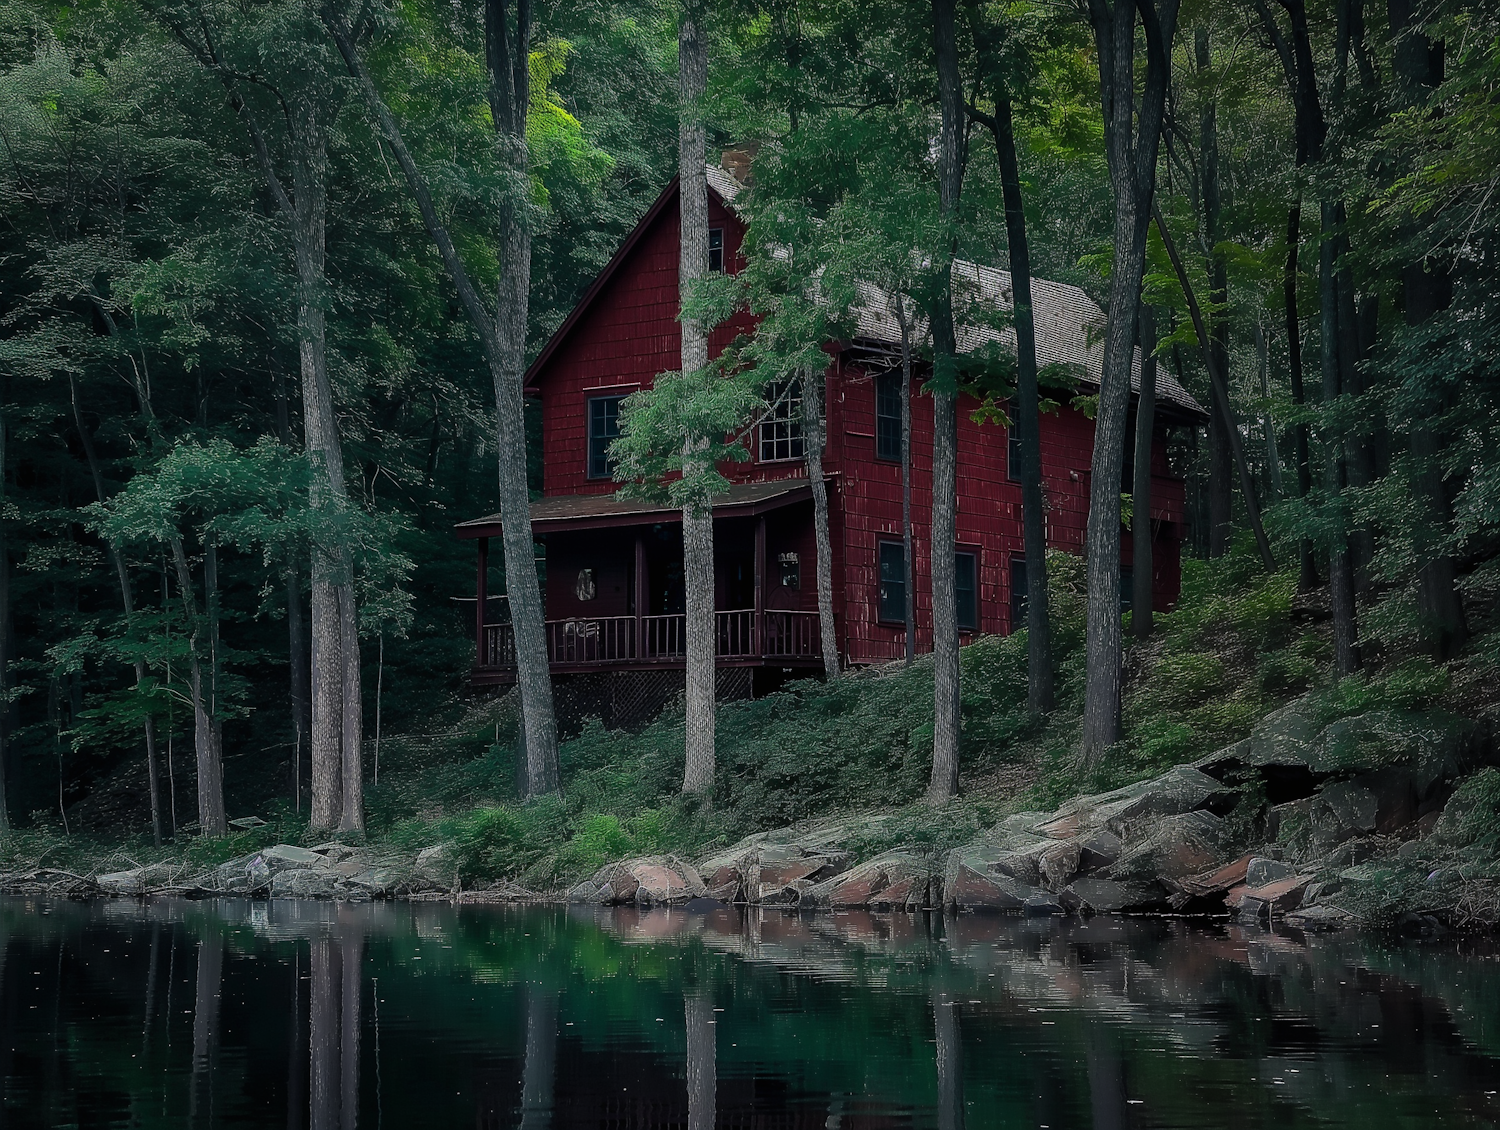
[473,608,822,684]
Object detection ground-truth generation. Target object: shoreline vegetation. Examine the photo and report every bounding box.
[8,550,1498,935]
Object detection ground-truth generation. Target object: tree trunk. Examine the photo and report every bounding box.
[1319,200,1361,675]
[894,300,916,666]
[1081,0,1179,760]
[1389,0,1467,659]
[989,98,1054,710]
[338,584,363,831]
[1285,203,1318,589]
[204,535,223,773]
[928,0,963,803]
[0,412,8,833]
[685,991,716,1130]
[679,0,716,798]
[287,93,361,831]
[1132,306,1158,638]
[1255,321,1284,497]
[323,4,559,799]
[287,564,309,811]
[69,379,162,845]
[802,369,840,679]
[170,538,226,835]
[1198,28,1233,559]
[1153,204,1276,570]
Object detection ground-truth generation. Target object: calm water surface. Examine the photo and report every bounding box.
[2,896,1499,1128]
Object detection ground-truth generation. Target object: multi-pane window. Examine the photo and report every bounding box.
[956,551,978,631]
[759,379,804,462]
[709,228,725,272]
[588,395,624,479]
[876,371,902,461]
[1010,556,1028,631]
[878,541,907,623]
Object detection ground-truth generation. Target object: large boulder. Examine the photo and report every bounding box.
[1064,877,1163,913]
[696,839,850,905]
[1103,810,1229,887]
[1035,766,1236,845]
[944,845,1041,911]
[270,868,339,899]
[566,856,708,906]
[804,852,940,911]
[1308,781,1379,849]
[97,862,178,896]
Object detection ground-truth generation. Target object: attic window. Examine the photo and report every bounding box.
[709,228,724,272]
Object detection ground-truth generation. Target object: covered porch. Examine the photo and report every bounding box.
[456,481,827,685]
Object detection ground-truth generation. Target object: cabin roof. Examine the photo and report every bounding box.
[455,479,813,537]
[524,164,1206,421]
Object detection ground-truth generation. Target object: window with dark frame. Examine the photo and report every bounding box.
[1010,555,1028,632]
[956,551,978,631]
[587,395,624,479]
[875,370,902,461]
[709,228,725,272]
[759,379,804,461]
[878,541,907,624]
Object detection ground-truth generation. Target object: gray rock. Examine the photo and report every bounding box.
[1077,830,1123,873]
[1284,904,1360,932]
[1245,702,1322,768]
[1039,842,1082,893]
[696,840,850,905]
[1236,895,1269,923]
[271,869,338,899]
[1066,878,1163,913]
[1104,811,1227,885]
[804,852,937,911]
[1245,857,1293,887]
[262,844,329,871]
[1039,766,1235,844]
[98,863,176,896]
[566,856,708,906]
[1309,782,1379,848]
[1023,893,1067,917]
[945,846,1038,910]
[414,843,458,886]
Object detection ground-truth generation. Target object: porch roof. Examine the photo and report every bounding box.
[455,479,813,538]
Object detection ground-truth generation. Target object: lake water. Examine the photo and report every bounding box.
[2,898,1498,1129]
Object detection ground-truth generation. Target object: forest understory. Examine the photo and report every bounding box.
[8,547,1499,933]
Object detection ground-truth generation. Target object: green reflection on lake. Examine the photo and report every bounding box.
[1,897,1498,1129]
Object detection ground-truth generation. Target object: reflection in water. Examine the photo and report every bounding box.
[1,898,1499,1129]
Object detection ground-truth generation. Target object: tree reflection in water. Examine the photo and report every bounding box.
[1,898,1499,1129]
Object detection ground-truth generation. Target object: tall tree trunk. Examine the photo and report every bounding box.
[487,0,559,797]
[802,369,840,678]
[1153,206,1276,570]
[1081,0,1179,760]
[70,380,163,844]
[679,0,716,798]
[1389,0,1467,659]
[1132,306,1158,637]
[988,98,1054,710]
[287,565,309,812]
[894,299,916,666]
[1285,203,1318,588]
[170,538,227,835]
[685,991,716,1130]
[0,411,8,833]
[1319,200,1362,675]
[325,4,560,798]
[927,0,963,803]
[1198,29,1233,559]
[288,92,362,831]
[1255,321,1284,497]
[204,535,223,774]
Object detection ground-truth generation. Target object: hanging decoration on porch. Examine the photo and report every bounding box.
[778,552,800,589]
[575,568,597,602]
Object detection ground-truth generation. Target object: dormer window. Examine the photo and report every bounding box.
[708,228,724,272]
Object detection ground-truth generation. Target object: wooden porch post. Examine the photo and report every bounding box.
[634,533,648,660]
[475,536,489,665]
[754,515,766,656]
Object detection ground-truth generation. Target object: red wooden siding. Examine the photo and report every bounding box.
[524,176,1191,669]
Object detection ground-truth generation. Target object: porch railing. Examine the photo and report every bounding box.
[480,609,821,670]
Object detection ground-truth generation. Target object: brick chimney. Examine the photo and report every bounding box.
[720,143,759,186]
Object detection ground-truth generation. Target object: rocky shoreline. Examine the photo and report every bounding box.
[6,698,1494,933]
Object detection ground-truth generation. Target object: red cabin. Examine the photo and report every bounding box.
[457,158,1205,723]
